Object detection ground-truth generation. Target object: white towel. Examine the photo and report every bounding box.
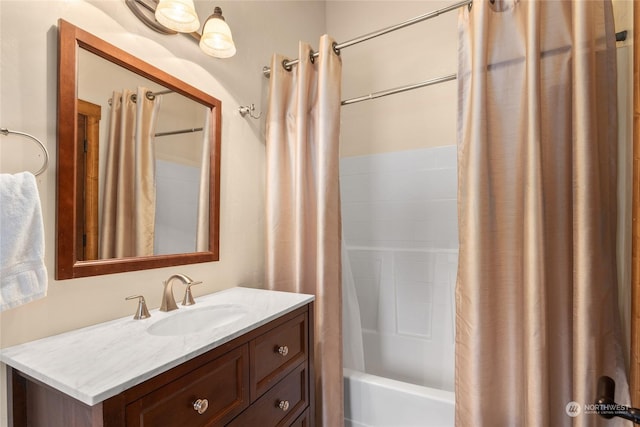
[0,172,48,311]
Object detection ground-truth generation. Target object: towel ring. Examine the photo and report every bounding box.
[0,128,49,176]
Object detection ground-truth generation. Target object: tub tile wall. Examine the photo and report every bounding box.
[395,252,437,338]
[341,146,458,249]
[340,145,458,392]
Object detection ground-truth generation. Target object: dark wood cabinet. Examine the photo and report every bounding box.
[8,303,314,427]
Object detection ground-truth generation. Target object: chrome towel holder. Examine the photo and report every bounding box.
[0,128,49,176]
[238,104,262,120]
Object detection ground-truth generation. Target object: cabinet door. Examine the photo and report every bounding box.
[126,345,249,427]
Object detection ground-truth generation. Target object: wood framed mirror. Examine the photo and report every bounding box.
[56,19,221,279]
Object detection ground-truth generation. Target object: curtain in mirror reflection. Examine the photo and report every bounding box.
[99,86,159,259]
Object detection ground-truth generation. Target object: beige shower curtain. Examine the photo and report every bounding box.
[100,87,160,259]
[265,35,343,427]
[456,1,630,425]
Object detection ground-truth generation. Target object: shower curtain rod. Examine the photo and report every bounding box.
[155,127,203,137]
[341,73,457,105]
[340,27,628,106]
[147,89,173,100]
[264,0,628,106]
[262,0,472,77]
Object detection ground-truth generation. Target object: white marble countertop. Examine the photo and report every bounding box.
[0,287,314,406]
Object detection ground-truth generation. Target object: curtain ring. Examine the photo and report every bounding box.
[282,58,292,72]
[332,41,341,56]
[309,50,316,64]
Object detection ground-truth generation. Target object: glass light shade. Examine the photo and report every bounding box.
[155,0,200,33]
[199,16,236,58]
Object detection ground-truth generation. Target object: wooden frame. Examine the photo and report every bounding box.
[77,99,101,261]
[56,19,222,279]
[631,1,640,406]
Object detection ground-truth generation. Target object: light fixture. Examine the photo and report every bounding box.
[125,0,236,58]
[199,7,236,58]
[154,0,200,33]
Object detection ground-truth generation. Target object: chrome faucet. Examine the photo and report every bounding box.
[160,274,201,312]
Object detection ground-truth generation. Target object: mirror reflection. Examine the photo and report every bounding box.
[77,49,209,261]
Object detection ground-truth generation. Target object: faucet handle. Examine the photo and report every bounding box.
[125,295,151,320]
[182,281,203,306]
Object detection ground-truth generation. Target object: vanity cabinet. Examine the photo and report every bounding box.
[7,303,314,427]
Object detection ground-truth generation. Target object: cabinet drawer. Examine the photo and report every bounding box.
[126,345,249,427]
[227,362,308,427]
[250,313,308,400]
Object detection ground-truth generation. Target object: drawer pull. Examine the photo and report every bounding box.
[276,345,289,357]
[278,400,290,411]
[193,398,209,414]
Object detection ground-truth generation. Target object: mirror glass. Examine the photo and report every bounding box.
[56,20,221,279]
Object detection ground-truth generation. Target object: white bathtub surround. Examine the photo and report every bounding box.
[340,146,458,249]
[340,145,458,392]
[344,369,454,427]
[354,249,457,391]
[0,288,313,405]
[342,235,365,371]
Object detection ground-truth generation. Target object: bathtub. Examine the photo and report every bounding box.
[344,368,455,427]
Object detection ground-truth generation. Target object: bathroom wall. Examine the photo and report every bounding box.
[0,1,325,425]
[326,1,458,157]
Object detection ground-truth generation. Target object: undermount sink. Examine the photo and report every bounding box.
[147,304,249,337]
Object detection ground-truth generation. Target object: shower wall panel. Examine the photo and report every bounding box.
[340,145,458,392]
